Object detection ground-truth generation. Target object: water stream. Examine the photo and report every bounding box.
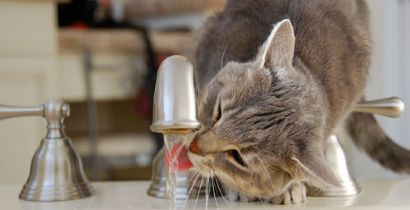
[163,133,217,210]
[163,133,189,210]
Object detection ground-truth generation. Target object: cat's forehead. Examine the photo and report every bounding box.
[217,62,269,93]
[217,62,249,80]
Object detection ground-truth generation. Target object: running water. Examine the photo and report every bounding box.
[163,133,218,210]
[163,133,191,210]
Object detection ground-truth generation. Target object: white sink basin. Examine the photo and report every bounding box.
[1,179,410,210]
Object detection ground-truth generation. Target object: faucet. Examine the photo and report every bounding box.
[312,97,405,197]
[0,99,94,201]
[147,55,208,199]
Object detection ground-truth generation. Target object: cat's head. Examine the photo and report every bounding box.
[189,19,338,198]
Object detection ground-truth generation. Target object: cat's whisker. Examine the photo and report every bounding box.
[220,41,231,69]
[210,171,220,210]
[186,170,199,187]
[185,172,195,187]
[205,173,210,210]
[182,170,201,209]
[252,153,281,206]
[215,176,232,207]
[255,155,278,194]
[186,170,200,191]
[250,159,268,207]
[194,177,204,210]
[250,159,268,208]
[249,157,255,186]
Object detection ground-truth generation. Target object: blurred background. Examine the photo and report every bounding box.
[0,0,408,185]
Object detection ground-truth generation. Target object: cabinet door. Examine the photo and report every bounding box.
[0,0,56,184]
[0,57,54,184]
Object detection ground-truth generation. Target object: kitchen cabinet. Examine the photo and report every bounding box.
[0,0,57,184]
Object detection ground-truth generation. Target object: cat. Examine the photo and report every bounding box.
[187,0,410,205]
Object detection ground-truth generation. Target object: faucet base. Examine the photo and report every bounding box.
[147,148,220,200]
[147,173,209,200]
[19,137,94,202]
[307,181,361,197]
[308,135,361,197]
[19,182,94,202]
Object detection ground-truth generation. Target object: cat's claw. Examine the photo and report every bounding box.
[270,183,306,204]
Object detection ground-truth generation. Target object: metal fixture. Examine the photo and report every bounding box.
[354,97,404,118]
[312,97,405,197]
[148,55,205,199]
[150,55,200,133]
[309,135,362,197]
[0,99,94,202]
[148,149,207,199]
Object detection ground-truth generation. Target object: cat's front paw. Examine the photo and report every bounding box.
[270,182,306,205]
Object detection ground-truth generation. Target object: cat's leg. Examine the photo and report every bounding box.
[270,182,306,204]
[238,193,258,202]
[219,181,238,201]
[220,182,258,202]
[289,182,306,203]
[222,184,239,201]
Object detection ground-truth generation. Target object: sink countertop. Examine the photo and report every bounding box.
[1,179,410,210]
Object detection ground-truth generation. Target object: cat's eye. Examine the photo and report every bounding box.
[225,149,247,168]
[216,103,222,121]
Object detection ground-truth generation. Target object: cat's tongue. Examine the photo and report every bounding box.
[164,142,193,171]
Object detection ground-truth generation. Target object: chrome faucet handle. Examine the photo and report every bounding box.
[0,100,70,138]
[354,97,405,118]
[0,99,94,201]
[0,104,44,120]
[314,97,406,198]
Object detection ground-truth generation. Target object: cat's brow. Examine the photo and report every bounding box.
[220,41,231,69]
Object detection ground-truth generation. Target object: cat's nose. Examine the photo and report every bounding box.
[189,138,201,154]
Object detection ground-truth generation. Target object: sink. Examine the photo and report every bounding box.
[1,179,410,210]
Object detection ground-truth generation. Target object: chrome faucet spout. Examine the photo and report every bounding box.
[150,55,200,133]
[148,55,206,200]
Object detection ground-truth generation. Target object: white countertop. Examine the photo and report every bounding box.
[1,179,410,210]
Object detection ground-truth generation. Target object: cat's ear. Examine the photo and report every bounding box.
[257,19,295,70]
[291,153,340,188]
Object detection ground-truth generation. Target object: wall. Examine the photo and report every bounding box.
[0,0,57,184]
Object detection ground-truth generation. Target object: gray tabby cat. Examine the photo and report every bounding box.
[188,0,410,204]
